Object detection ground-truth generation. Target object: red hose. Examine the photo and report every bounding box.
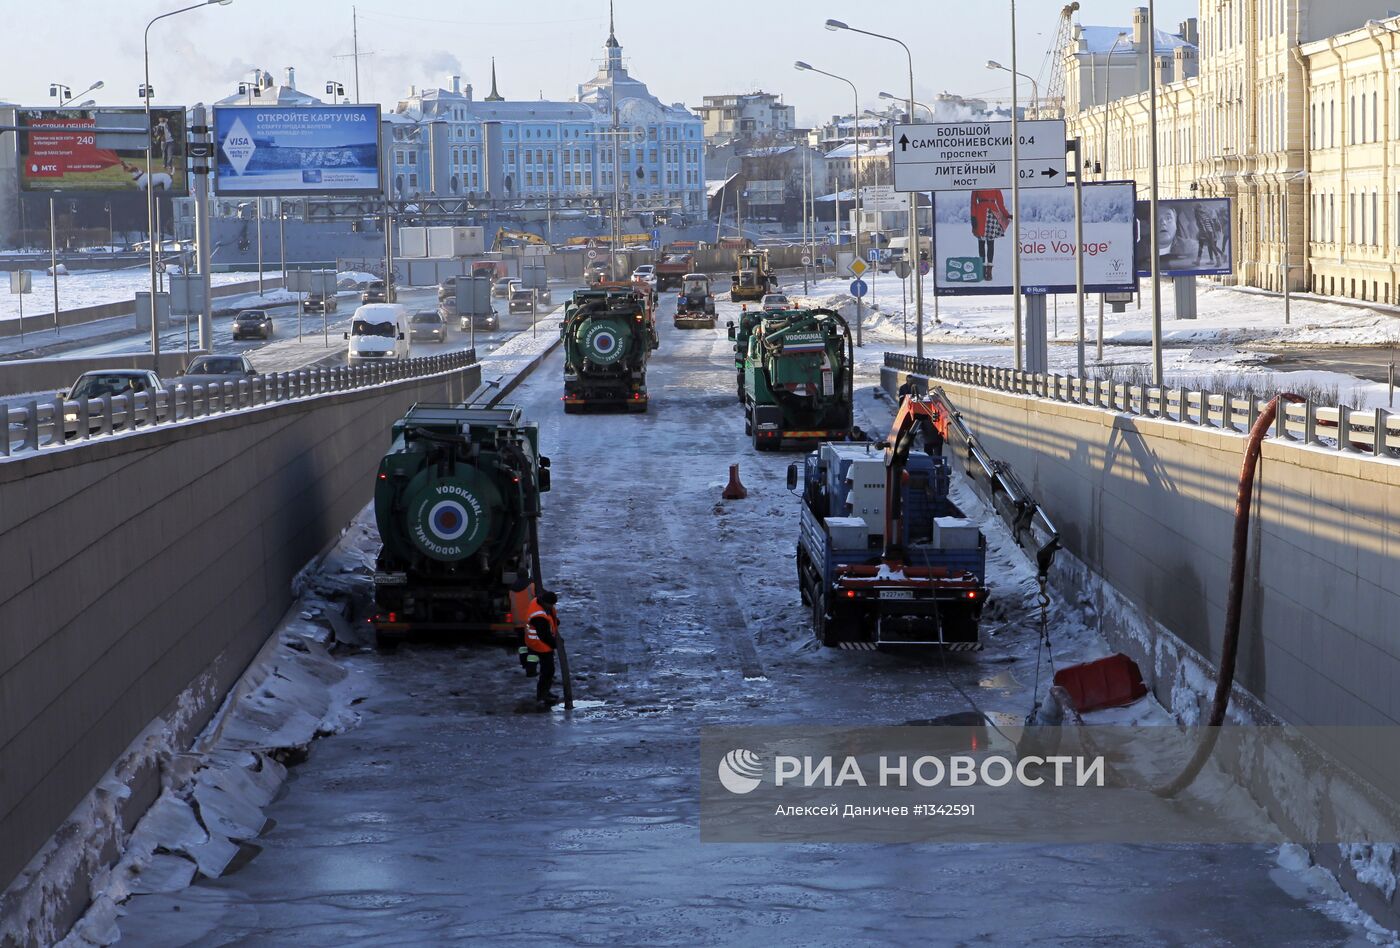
[1154,393,1303,797]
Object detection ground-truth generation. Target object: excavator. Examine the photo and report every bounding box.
[491,229,548,252]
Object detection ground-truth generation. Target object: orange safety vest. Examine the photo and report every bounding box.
[522,602,557,653]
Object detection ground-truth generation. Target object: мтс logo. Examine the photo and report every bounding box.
[718,749,764,794]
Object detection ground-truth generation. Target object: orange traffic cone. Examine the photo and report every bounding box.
[721,464,748,500]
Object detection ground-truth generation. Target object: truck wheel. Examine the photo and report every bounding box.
[563,402,579,415]
[374,630,402,651]
[797,551,810,605]
[813,592,837,647]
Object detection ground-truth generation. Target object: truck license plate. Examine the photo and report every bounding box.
[374,572,408,586]
[879,589,914,600]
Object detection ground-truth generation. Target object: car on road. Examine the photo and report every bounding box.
[346,304,411,364]
[761,293,792,313]
[231,309,274,340]
[304,293,338,313]
[361,280,396,304]
[461,309,500,331]
[508,288,538,314]
[176,354,259,388]
[409,310,448,343]
[631,264,656,287]
[492,277,519,299]
[62,369,167,433]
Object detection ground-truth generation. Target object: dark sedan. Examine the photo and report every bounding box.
[410,310,448,342]
[231,309,273,339]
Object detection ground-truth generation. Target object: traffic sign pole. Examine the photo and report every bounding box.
[1071,138,1086,378]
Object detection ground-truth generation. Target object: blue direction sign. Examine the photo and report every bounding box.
[850,279,869,298]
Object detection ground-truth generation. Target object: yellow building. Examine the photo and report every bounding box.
[1062,2,1398,301]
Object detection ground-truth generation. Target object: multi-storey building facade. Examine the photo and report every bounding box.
[695,92,796,148]
[1064,2,1400,301]
[387,17,705,216]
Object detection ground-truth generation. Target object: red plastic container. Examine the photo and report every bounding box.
[1053,653,1148,713]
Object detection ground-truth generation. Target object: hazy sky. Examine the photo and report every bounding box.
[1,0,1198,124]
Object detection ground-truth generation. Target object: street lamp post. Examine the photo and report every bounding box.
[143,0,232,371]
[1147,0,1164,386]
[1096,30,1130,364]
[986,1,1026,368]
[879,90,934,119]
[985,60,1039,112]
[827,19,924,356]
[325,81,346,104]
[796,59,864,347]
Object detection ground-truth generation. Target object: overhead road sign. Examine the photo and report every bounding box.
[892,120,1066,193]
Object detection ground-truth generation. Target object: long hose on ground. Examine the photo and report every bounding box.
[1149,393,1302,797]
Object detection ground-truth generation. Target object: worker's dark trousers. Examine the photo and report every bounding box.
[536,651,556,701]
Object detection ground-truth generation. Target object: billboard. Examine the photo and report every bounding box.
[18,108,187,193]
[1133,197,1232,277]
[932,181,1137,296]
[213,105,382,195]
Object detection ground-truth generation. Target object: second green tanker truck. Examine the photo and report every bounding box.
[736,306,857,450]
[561,286,658,412]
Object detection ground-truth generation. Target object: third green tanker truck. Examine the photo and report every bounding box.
[736,307,857,450]
[561,286,658,412]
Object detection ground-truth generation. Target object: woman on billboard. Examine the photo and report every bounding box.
[970,189,1011,281]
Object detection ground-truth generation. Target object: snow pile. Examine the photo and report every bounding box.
[0,269,273,321]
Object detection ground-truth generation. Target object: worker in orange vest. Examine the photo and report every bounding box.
[522,590,560,707]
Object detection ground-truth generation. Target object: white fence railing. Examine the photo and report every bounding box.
[2,349,476,458]
[886,353,1400,458]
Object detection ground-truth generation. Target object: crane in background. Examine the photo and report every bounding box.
[1037,2,1080,115]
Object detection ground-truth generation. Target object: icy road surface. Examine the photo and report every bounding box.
[109,293,1373,946]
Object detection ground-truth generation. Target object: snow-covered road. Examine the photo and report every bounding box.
[102,291,1375,945]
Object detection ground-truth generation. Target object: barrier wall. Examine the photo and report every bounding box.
[0,352,205,398]
[0,359,480,897]
[0,277,285,340]
[882,364,1400,730]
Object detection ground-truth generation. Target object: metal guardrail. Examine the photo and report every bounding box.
[886,352,1400,458]
[1,349,477,458]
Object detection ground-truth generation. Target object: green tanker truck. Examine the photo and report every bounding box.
[738,307,856,451]
[728,306,766,402]
[371,403,551,647]
[561,286,658,413]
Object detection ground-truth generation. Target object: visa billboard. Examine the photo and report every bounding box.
[213,105,382,195]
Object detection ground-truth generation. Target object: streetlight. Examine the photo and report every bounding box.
[325,80,346,103]
[143,0,232,371]
[795,58,864,347]
[878,90,933,120]
[985,60,1039,111]
[52,80,104,107]
[1145,0,1163,386]
[823,18,921,355]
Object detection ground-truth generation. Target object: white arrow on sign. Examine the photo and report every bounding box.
[891,119,1066,193]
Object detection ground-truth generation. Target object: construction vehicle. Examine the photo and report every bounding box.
[370,404,551,647]
[736,307,856,450]
[561,286,658,413]
[730,249,777,302]
[654,250,693,291]
[491,229,548,252]
[674,273,716,329]
[727,306,766,401]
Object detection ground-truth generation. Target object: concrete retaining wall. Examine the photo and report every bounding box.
[881,366,1400,742]
[0,278,284,340]
[0,352,206,398]
[0,359,480,897]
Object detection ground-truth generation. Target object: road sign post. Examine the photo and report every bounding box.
[10,270,31,343]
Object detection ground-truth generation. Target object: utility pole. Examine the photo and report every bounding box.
[1009,0,1023,369]
[192,103,213,350]
[1147,0,1164,386]
[352,6,361,103]
[49,196,60,336]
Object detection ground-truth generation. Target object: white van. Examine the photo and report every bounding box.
[346,303,411,365]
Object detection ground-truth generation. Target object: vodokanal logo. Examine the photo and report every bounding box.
[718,749,765,794]
[717,750,1106,793]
